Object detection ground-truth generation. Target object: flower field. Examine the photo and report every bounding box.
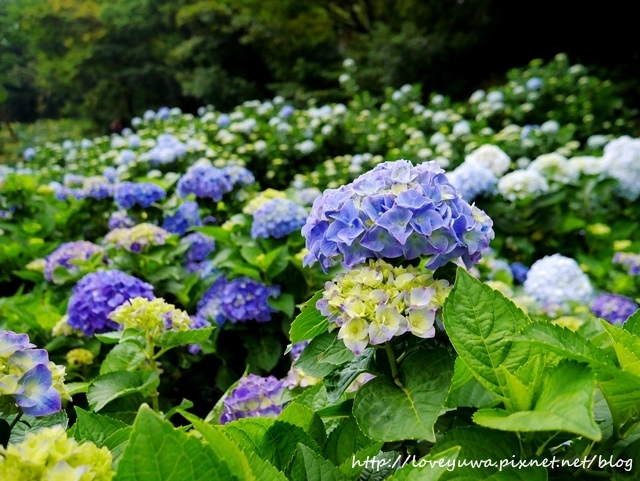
[1,54,640,479]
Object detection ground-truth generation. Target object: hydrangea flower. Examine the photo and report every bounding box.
[284,341,321,389]
[0,331,68,417]
[591,294,638,325]
[66,270,155,336]
[251,198,308,239]
[108,210,135,229]
[510,262,530,283]
[526,77,543,90]
[465,144,511,176]
[302,160,494,271]
[147,133,186,165]
[220,374,285,424]
[497,169,549,201]
[523,254,593,312]
[182,232,215,262]
[66,348,94,367]
[114,182,166,209]
[103,223,170,253]
[567,156,605,177]
[528,153,579,184]
[195,276,280,326]
[109,297,194,338]
[0,426,114,480]
[23,147,36,161]
[613,252,640,275]
[177,164,233,201]
[243,189,287,214]
[447,161,498,202]
[223,165,255,187]
[163,201,202,235]
[43,241,105,282]
[317,259,451,354]
[602,136,640,200]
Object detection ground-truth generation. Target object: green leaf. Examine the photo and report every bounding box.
[323,416,377,467]
[443,269,535,398]
[517,321,612,367]
[446,358,500,409]
[597,369,640,425]
[601,321,640,376]
[338,442,384,478]
[156,327,214,349]
[289,443,344,481]
[222,418,320,471]
[279,402,327,448]
[268,293,295,318]
[115,405,231,481]
[623,309,640,336]
[88,371,160,412]
[102,427,132,465]
[100,341,146,375]
[7,411,68,445]
[294,332,354,378]
[181,411,257,481]
[289,291,328,344]
[324,348,374,403]
[66,381,90,395]
[95,331,124,344]
[474,361,602,440]
[193,226,233,246]
[244,333,282,372]
[353,348,454,442]
[100,393,145,424]
[246,452,288,481]
[386,446,461,481]
[430,427,547,480]
[73,407,128,445]
[618,438,640,477]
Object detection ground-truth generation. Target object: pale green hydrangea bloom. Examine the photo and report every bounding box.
[108,297,192,338]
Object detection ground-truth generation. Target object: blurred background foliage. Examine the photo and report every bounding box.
[1,0,638,132]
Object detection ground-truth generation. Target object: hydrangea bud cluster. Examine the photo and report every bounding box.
[590,293,638,325]
[43,241,105,282]
[163,201,202,235]
[250,198,308,239]
[613,252,640,276]
[66,270,155,336]
[195,276,280,326]
[497,169,549,201]
[447,161,498,202]
[523,254,593,313]
[103,223,171,253]
[302,160,494,271]
[602,136,640,200]
[0,426,114,480]
[0,331,68,417]
[109,297,194,338]
[114,182,166,209]
[317,259,451,354]
[219,374,285,424]
[66,348,95,367]
[464,144,511,176]
[108,210,135,230]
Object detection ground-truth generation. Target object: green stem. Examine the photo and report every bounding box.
[385,342,401,387]
[535,432,559,457]
[146,336,161,413]
[9,412,23,431]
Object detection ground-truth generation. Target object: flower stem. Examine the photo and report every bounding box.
[9,412,23,431]
[146,335,161,413]
[385,341,402,387]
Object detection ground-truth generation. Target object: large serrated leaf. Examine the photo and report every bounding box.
[443,269,535,399]
[386,446,461,481]
[353,348,453,442]
[7,411,68,444]
[294,332,354,378]
[601,321,640,376]
[324,348,374,403]
[289,291,328,344]
[279,402,327,448]
[88,371,159,412]
[73,407,128,445]
[156,327,214,349]
[623,309,640,336]
[100,341,146,375]
[323,416,377,467]
[289,443,344,481]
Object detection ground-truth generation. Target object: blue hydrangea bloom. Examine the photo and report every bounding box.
[217,114,231,127]
[156,107,171,120]
[108,210,135,229]
[613,252,640,276]
[302,160,494,271]
[251,198,308,239]
[195,276,280,326]
[66,270,155,336]
[114,182,166,209]
[103,167,119,183]
[147,133,187,165]
[177,165,233,201]
[85,181,113,200]
[220,374,284,424]
[223,165,255,187]
[23,147,36,161]
[119,150,136,165]
[279,105,295,119]
[526,77,543,90]
[128,134,142,149]
[182,233,215,262]
[44,241,105,281]
[162,201,202,235]
[447,161,498,202]
[591,294,638,325]
[510,262,530,284]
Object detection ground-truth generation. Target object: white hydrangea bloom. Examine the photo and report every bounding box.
[528,153,579,184]
[465,144,511,176]
[498,170,549,201]
[602,136,640,200]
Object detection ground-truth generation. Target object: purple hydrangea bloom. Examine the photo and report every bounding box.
[613,252,640,276]
[114,182,166,209]
[177,165,233,201]
[591,294,639,325]
[182,232,215,262]
[220,374,285,424]
[510,262,530,284]
[85,181,114,200]
[302,160,495,271]
[195,276,280,326]
[251,198,308,239]
[66,270,155,336]
[44,241,105,281]
[223,165,255,187]
[108,210,135,229]
[290,341,309,361]
[163,201,202,235]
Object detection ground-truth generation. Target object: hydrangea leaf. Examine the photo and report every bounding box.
[156,326,214,349]
[597,369,640,425]
[268,293,295,318]
[324,348,374,403]
[73,406,127,445]
[338,442,384,478]
[279,402,327,448]
[430,427,547,480]
[289,291,329,344]
[323,416,377,467]
[385,446,461,481]
[289,443,344,481]
[102,427,132,466]
[115,405,231,481]
[100,341,147,375]
[6,410,68,445]
[623,309,640,336]
[601,320,640,376]
[353,348,454,442]
[88,371,160,412]
[100,393,145,424]
[246,452,288,481]
[294,332,354,378]
[243,332,282,372]
[474,361,601,440]
[443,268,535,399]
[446,358,500,409]
[222,418,320,472]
